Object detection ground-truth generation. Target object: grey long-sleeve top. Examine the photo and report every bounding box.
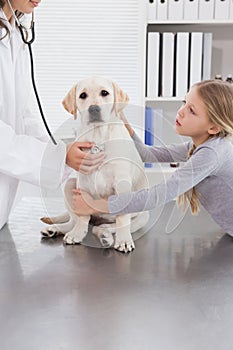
[108,133,233,236]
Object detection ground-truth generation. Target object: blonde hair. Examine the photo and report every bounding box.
[177,80,233,215]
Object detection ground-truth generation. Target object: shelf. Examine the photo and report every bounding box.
[148,20,233,25]
[144,14,233,149]
[144,163,178,185]
[61,136,75,144]
[145,163,178,173]
[145,97,183,102]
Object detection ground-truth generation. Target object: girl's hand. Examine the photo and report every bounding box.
[66,142,105,174]
[72,189,109,216]
[119,112,134,137]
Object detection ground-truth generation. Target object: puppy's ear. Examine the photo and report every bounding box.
[113,82,129,113]
[62,84,78,119]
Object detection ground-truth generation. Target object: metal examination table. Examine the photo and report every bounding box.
[1,197,233,350]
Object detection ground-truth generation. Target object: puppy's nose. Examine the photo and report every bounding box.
[88,105,102,123]
[88,105,101,115]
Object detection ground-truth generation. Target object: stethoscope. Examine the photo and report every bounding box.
[6,0,57,145]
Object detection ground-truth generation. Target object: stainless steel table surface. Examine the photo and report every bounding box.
[1,197,233,350]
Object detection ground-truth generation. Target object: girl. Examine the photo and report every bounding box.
[0,0,104,229]
[72,80,233,237]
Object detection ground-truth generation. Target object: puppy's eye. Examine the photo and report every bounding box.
[79,92,87,99]
[101,90,109,97]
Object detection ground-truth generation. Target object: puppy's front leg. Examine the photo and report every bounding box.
[62,177,91,244]
[63,215,90,245]
[113,173,135,253]
[114,214,135,253]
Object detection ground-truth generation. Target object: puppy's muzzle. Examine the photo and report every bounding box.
[88,105,103,123]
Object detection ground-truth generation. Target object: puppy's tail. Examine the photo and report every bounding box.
[40,212,70,225]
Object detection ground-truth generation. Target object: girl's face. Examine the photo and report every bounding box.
[175,86,221,146]
[3,0,41,18]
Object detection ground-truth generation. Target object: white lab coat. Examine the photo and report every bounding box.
[0,10,67,229]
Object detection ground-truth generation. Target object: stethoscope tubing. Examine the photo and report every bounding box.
[6,0,58,145]
[18,21,57,145]
[27,41,57,145]
[18,22,35,45]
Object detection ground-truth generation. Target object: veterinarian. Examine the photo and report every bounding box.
[73,80,233,237]
[0,0,104,230]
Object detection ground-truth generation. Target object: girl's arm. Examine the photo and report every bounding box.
[108,146,218,215]
[73,145,218,216]
[133,133,191,163]
[120,112,191,163]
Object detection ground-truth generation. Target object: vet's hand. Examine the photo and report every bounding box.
[72,189,109,215]
[66,142,105,174]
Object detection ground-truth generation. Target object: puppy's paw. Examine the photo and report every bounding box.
[114,233,135,253]
[63,229,87,245]
[40,225,61,238]
[92,226,114,248]
[99,233,114,248]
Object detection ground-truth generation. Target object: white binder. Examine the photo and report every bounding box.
[214,0,230,19]
[147,0,157,22]
[189,32,203,88]
[161,32,175,97]
[147,32,160,98]
[183,0,199,20]
[168,0,184,20]
[157,0,168,20]
[199,0,214,20]
[176,32,189,98]
[202,33,212,80]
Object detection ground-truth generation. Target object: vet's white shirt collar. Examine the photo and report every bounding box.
[0,8,17,47]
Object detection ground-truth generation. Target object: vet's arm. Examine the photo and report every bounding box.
[72,189,109,215]
[66,142,105,174]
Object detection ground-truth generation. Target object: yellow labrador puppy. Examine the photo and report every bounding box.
[41,76,149,253]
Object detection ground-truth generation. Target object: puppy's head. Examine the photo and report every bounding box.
[62,76,129,125]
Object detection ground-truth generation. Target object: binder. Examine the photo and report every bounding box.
[175,32,189,98]
[147,0,157,22]
[145,107,154,168]
[183,0,199,20]
[168,0,184,20]
[189,32,203,88]
[146,32,160,99]
[144,107,164,167]
[161,32,175,97]
[157,0,168,20]
[145,107,154,146]
[199,0,214,20]
[214,0,230,20]
[202,33,212,80]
